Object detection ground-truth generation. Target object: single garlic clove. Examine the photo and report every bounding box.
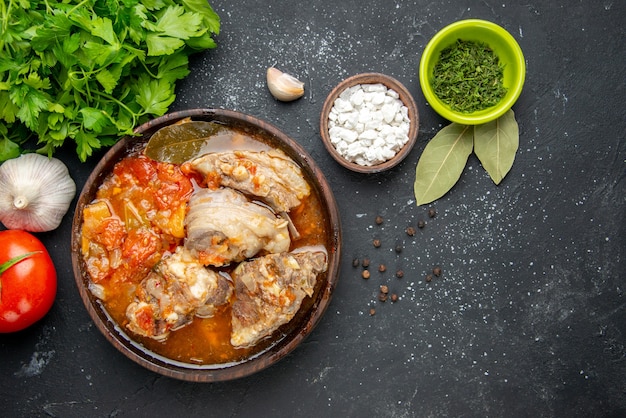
[266,67,305,102]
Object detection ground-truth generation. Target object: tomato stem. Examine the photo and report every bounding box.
[0,251,42,299]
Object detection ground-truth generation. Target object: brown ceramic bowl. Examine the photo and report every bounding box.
[71,109,341,382]
[320,73,419,174]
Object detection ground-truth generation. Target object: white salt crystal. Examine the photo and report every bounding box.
[350,88,365,106]
[381,102,400,124]
[386,89,400,99]
[370,92,386,106]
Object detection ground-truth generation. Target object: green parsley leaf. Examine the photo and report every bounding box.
[11,84,51,130]
[0,137,21,162]
[91,16,119,46]
[156,51,190,81]
[156,5,204,39]
[74,130,103,162]
[95,68,120,94]
[80,108,110,133]
[134,75,175,116]
[182,0,221,34]
[146,33,186,56]
[0,92,18,123]
[83,41,123,67]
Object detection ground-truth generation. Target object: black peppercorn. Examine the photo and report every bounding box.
[406,226,416,236]
[352,258,359,268]
[378,292,388,302]
[378,264,386,273]
[375,215,383,225]
[425,274,432,282]
[428,208,437,218]
[373,239,381,248]
[391,293,398,302]
[362,258,370,268]
[433,266,442,277]
[417,220,425,229]
[380,285,389,294]
[395,244,402,253]
[396,270,404,278]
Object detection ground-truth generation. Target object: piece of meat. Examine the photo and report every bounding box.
[230,249,328,348]
[126,247,233,340]
[125,272,193,340]
[184,187,290,267]
[185,149,311,212]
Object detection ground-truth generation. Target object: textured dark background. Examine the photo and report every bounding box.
[2,1,625,417]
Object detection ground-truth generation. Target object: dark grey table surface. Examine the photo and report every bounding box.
[2,1,625,417]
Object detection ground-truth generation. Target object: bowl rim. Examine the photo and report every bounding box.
[419,19,526,125]
[71,108,342,382]
[319,72,419,173]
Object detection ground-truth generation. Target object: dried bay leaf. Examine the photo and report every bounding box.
[145,119,226,164]
[474,110,519,185]
[413,123,474,205]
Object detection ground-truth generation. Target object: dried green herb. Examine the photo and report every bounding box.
[474,110,519,184]
[432,39,507,113]
[413,123,473,205]
[413,110,519,205]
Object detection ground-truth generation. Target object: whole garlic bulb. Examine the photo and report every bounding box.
[0,153,76,232]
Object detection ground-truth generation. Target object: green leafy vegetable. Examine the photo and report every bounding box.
[0,0,220,162]
[432,39,507,113]
[474,110,519,184]
[413,123,474,206]
[413,110,520,205]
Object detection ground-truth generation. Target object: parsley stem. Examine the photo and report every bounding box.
[138,60,158,80]
[67,0,92,16]
[66,67,140,128]
[89,90,140,127]
[0,0,13,51]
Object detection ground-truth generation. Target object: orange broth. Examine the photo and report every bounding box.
[81,131,328,365]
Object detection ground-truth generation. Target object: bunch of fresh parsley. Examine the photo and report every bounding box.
[0,0,220,162]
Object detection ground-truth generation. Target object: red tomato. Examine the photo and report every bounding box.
[0,230,57,333]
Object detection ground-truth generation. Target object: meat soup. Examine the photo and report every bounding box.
[80,121,329,365]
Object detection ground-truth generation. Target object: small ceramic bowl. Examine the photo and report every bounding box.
[419,19,526,125]
[320,73,419,174]
[71,109,342,382]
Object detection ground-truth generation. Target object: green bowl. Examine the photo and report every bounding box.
[419,19,526,125]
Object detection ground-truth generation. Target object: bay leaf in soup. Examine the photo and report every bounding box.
[474,110,519,185]
[145,119,225,164]
[414,123,474,206]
